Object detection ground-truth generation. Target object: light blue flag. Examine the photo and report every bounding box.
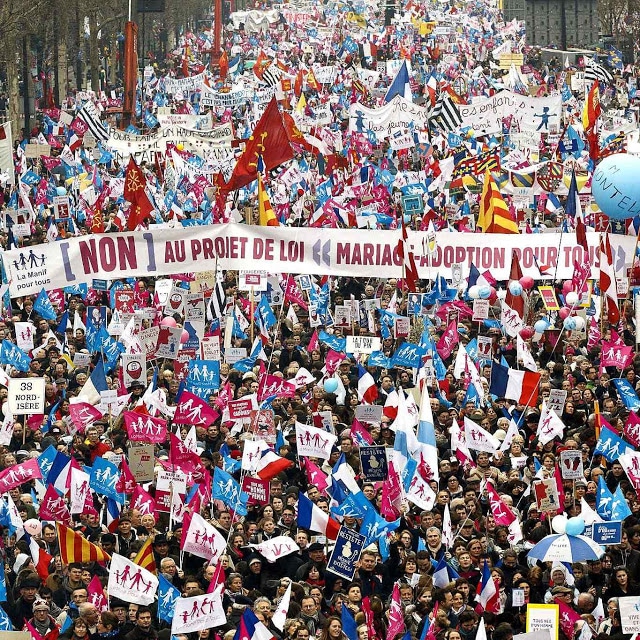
[613,379,640,410]
[212,467,248,516]
[158,575,181,622]
[37,445,58,483]
[594,425,634,462]
[0,605,12,630]
[0,560,6,601]
[34,288,57,320]
[611,484,632,521]
[596,476,614,521]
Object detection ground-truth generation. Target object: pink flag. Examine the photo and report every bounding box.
[380,462,402,521]
[557,599,581,639]
[554,465,566,514]
[600,341,633,370]
[257,375,296,402]
[386,583,405,640]
[436,320,459,359]
[282,276,308,310]
[131,485,158,519]
[325,350,346,376]
[624,411,640,447]
[215,382,233,409]
[308,330,319,352]
[173,390,219,426]
[169,433,202,469]
[87,575,109,612]
[304,458,329,492]
[115,458,136,494]
[38,484,71,523]
[0,458,42,493]
[69,402,104,434]
[486,481,516,526]
[351,419,374,445]
[588,317,601,351]
[124,411,167,443]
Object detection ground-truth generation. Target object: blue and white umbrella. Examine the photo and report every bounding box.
[527,534,604,563]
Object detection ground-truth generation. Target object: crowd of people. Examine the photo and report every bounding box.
[0,0,639,640]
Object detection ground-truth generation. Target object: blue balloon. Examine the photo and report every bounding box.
[534,320,548,333]
[508,281,523,296]
[323,378,338,393]
[592,154,640,220]
[478,285,491,299]
[565,516,585,536]
[56,186,67,196]
[563,317,577,330]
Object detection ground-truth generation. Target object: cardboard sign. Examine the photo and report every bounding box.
[472,299,490,321]
[127,444,155,483]
[326,527,367,581]
[8,378,45,415]
[53,195,71,220]
[346,335,381,354]
[228,398,255,421]
[355,404,383,424]
[156,469,187,512]
[547,389,567,414]
[394,317,410,338]
[538,286,560,311]
[534,478,560,513]
[241,476,270,505]
[201,335,221,361]
[239,270,267,291]
[225,347,246,364]
[12,223,31,238]
[560,450,584,480]
[619,596,640,633]
[526,605,558,640]
[592,521,622,546]
[359,445,389,482]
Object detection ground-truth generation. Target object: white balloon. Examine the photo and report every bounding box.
[468,285,480,299]
[24,519,42,536]
[565,291,579,306]
[551,514,568,534]
[573,316,586,331]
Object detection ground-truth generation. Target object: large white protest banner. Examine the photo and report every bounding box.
[3,226,634,297]
[295,422,338,459]
[107,554,158,605]
[348,95,429,140]
[459,91,563,135]
[170,593,226,633]
[106,123,233,164]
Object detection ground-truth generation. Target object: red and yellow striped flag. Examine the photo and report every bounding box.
[57,523,111,565]
[134,537,157,574]
[258,174,279,227]
[477,170,519,234]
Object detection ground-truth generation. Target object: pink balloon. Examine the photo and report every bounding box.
[558,307,571,320]
[562,280,574,295]
[160,316,177,327]
[519,326,535,340]
[519,276,534,290]
[180,329,190,344]
[488,286,497,303]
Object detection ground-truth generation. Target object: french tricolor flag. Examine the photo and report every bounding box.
[297,493,340,540]
[489,362,540,406]
[476,560,499,613]
[357,365,378,404]
[255,448,293,481]
[234,609,277,640]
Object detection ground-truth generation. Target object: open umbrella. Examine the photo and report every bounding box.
[527,533,604,563]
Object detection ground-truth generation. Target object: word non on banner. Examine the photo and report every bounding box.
[8,378,45,415]
[2,226,635,298]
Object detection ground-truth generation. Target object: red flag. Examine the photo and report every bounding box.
[294,70,304,97]
[397,216,419,291]
[124,156,154,230]
[225,98,294,191]
[253,50,270,79]
[599,233,620,324]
